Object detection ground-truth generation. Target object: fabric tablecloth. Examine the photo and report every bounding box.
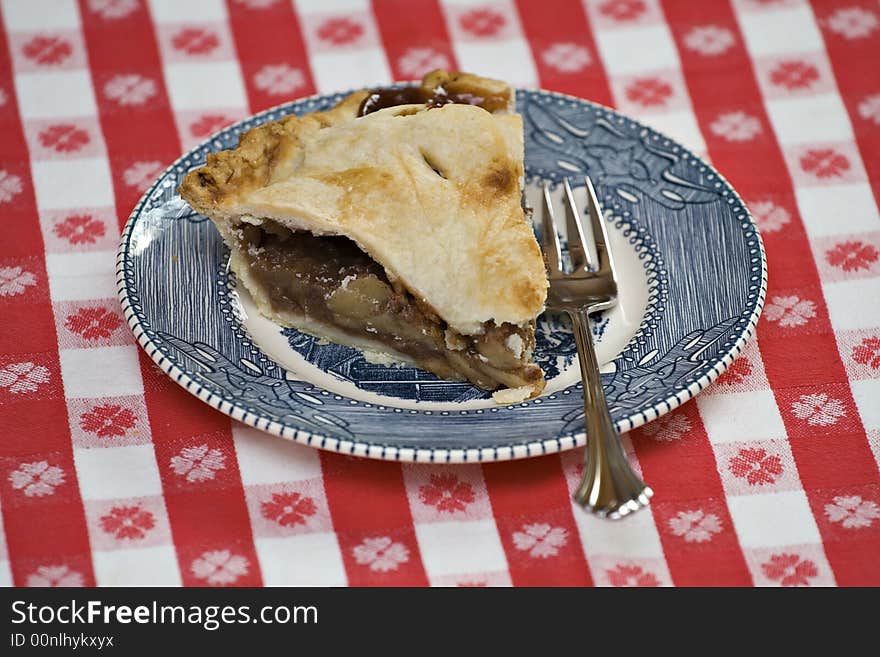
[1,0,878,587]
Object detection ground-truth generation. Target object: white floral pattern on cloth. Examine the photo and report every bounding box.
[541,43,591,73]
[512,523,568,558]
[0,362,50,394]
[123,161,164,191]
[26,565,84,587]
[397,48,450,78]
[683,25,735,56]
[253,64,306,96]
[190,550,249,585]
[0,266,36,297]
[858,93,880,125]
[825,7,879,40]
[352,536,409,572]
[764,295,816,327]
[87,0,138,20]
[824,495,880,528]
[9,461,65,497]
[668,510,722,543]
[170,444,226,482]
[790,392,846,427]
[104,74,157,106]
[750,199,791,233]
[641,412,690,442]
[0,170,23,203]
[709,111,762,142]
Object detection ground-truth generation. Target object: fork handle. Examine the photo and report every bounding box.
[568,309,653,518]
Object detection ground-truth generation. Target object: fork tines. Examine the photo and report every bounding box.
[540,176,613,278]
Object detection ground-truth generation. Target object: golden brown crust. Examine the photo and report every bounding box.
[178,71,548,338]
[179,91,369,218]
[180,70,514,216]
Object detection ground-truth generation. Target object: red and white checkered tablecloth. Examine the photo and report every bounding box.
[1,0,878,588]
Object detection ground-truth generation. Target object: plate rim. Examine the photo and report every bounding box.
[116,86,768,463]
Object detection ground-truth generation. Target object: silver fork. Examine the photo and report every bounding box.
[539,177,653,519]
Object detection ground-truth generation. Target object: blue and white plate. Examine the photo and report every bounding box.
[117,88,767,463]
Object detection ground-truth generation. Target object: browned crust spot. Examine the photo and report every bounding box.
[178,91,369,216]
[482,163,515,196]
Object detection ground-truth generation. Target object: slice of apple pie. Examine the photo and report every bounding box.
[179,70,548,401]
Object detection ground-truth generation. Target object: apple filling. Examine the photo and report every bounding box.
[231,218,543,392]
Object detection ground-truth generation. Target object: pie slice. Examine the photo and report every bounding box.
[179,70,548,401]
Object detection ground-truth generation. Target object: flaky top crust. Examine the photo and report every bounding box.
[178,73,547,335]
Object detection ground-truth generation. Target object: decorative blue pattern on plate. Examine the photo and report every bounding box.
[117,88,767,462]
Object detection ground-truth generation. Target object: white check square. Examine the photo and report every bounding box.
[14,71,96,120]
[45,250,117,302]
[697,389,786,444]
[572,502,665,559]
[74,444,163,500]
[59,346,144,399]
[735,3,825,58]
[294,0,371,12]
[162,62,247,111]
[451,41,537,88]
[92,546,181,586]
[147,0,227,22]
[795,183,880,238]
[594,25,680,75]
[0,561,11,587]
[31,159,113,210]
[1,0,80,31]
[308,51,391,95]
[415,519,507,577]
[233,424,323,485]
[727,490,822,548]
[766,94,853,145]
[823,278,880,331]
[851,379,880,431]
[255,533,347,586]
